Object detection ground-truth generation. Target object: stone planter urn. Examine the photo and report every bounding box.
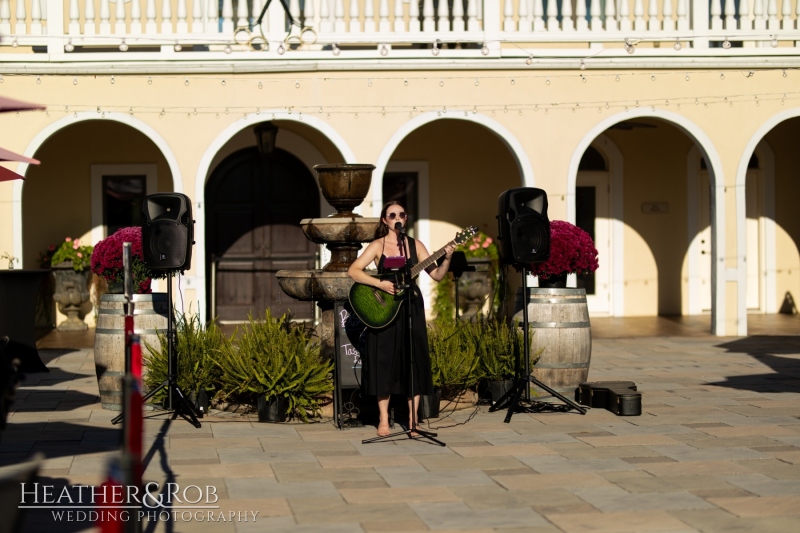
[458,258,494,319]
[52,262,91,331]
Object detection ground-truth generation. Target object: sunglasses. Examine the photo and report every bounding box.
[387,212,407,220]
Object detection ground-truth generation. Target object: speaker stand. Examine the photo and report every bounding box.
[113,272,201,428]
[488,267,586,422]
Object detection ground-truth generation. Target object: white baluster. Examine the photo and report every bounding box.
[562,0,574,30]
[287,0,300,36]
[409,0,420,31]
[393,0,404,31]
[364,0,375,32]
[379,0,390,31]
[0,0,10,35]
[724,0,736,30]
[84,0,96,34]
[305,0,316,29]
[603,0,616,30]
[533,0,544,30]
[753,0,765,30]
[502,0,513,30]
[632,0,644,30]
[349,0,361,32]
[662,0,673,30]
[676,0,688,30]
[221,0,233,32]
[422,0,434,31]
[767,0,778,29]
[67,0,80,34]
[174,0,187,33]
[334,0,345,32]
[205,0,219,32]
[320,0,331,32]
[546,0,558,30]
[576,0,588,31]
[161,0,172,33]
[99,0,111,34]
[518,0,531,32]
[437,0,449,31]
[131,0,142,34]
[738,0,750,30]
[590,0,601,30]
[466,0,478,30]
[146,0,157,33]
[795,0,800,29]
[710,0,722,29]
[619,0,632,31]
[30,0,41,34]
[236,0,247,28]
[453,0,465,31]
[647,0,658,30]
[781,0,791,29]
[14,0,26,34]
[190,0,202,33]
[116,0,127,33]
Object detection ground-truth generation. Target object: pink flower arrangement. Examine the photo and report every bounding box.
[456,231,499,261]
[530,220,599,279]
[47,236,94,272]
[91,227,155,293]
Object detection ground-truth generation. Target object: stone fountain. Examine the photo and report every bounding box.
[276,164,379,358]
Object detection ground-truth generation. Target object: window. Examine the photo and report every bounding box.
[91,164,158,243]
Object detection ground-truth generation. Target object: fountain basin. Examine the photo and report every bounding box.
[276,270,356,302]
[313,164,375,216]
[301,217,379,245]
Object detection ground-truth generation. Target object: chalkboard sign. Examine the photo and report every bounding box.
[334,301,365,388]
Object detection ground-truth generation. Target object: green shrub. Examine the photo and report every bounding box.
[214,311,333,422]
[473,318,518,381]
[427,319,481,398]
[143,313,228,403]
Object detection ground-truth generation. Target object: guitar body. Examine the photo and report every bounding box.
[348,275,407,329]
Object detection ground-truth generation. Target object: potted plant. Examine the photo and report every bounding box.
[474,318,518,404]
[427,319,481,407]
[49,237,94,331]
[142,313,228,417]
[214,311,333,423]
[90,227,169,410]
[530,220,598,288]
[434,230,502,320]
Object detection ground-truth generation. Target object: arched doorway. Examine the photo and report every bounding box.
[205,146,319,322]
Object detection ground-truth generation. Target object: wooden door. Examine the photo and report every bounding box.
[206,147,319,322]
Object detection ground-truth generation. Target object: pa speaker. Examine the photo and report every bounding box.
[142,193,194,271]
[496,188,550,266]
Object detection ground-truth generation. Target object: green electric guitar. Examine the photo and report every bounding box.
[349,226,478,329]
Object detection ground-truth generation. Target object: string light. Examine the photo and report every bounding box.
[526,56,533,65]
[174,42,182,52]
[332,44,340,56]
[580,59,586,70]
[11,37,18,48]
[224,44,232,54]
[380,44,389,56]
[119,39,128,52]
[723,38,731,49]
[432,40,440,56]
[277,43,285,55]
[65,39,74,52]
[110,75,115,84]
[481,43,489,56]
[771,36,778,48]
[673,39,682,51]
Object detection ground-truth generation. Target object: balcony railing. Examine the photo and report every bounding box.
[0,0,797,58]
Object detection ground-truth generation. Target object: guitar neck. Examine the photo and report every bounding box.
[410,240,454,279]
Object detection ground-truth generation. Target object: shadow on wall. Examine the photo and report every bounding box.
[711,335,800,394]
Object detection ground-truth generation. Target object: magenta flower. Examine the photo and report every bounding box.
[530,220,599,279]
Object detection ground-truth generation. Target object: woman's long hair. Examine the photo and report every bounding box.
[373,201,404,240]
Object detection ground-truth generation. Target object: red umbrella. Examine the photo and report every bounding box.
[0,146,38,164]
[0,95,45,113]
[0,165,26,182]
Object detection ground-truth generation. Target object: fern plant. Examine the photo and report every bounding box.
[143,313,228,403]
[213,311,333,422]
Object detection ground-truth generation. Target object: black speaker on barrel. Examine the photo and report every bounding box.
[142,193,194,271]
[496,187,550,267]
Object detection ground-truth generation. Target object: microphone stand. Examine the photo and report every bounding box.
[362,224,445,447]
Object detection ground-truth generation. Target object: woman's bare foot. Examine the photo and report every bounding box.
[377,423,390,437]
[408,421,420,437]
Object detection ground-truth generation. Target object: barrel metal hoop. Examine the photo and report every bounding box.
[535,362,591,369]
[95,328,164,335]
[526,298,587,304]
[528,288,587,296]
[97,308,169,316]
[529,321,591,328]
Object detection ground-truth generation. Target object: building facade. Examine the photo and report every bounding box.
[1,0,800,335]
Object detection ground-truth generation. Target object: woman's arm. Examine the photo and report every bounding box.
[347,240,398,294]
[417,241,455,282]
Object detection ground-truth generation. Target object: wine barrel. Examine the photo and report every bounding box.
[94,293,169,410]
[514,287,592,398]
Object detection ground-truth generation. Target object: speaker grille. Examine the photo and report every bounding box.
[511,216,550,263]
[143,221,190,270]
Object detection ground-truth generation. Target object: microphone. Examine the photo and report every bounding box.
[394,221,404,233]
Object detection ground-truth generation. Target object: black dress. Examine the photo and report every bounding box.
[361,237,434,397]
